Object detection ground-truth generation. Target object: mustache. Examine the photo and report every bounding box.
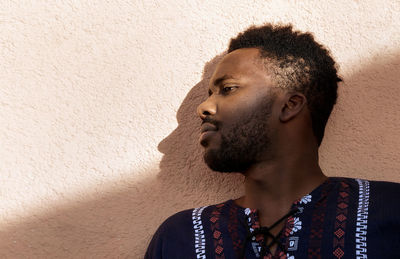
[201,117,219,127]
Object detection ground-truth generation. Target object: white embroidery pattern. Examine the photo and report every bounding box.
[299,194,312,204]
[244,208,252,216]
[290,217,302,234]
[355,179,370,259]
[192,206,208,259]
[244,208,261,256]
[244,193,312,259]
[286,193,311,258]
[244,208,255,236]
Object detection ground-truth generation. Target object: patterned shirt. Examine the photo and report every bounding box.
[145,177,400,258]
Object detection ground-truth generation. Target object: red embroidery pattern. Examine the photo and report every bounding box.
[227,204,243,258]
[210,203,226,259]
[333,181,350,259]
[284,216,295,237]
[307,182,332,259]
[247,209,264,244]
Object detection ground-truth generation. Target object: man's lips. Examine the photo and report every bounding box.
[200,122,218,133]
[199,122,218,146]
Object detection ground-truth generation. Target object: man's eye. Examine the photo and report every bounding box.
[222,86,237,94]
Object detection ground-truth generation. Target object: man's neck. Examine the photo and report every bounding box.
[235,148,326,227]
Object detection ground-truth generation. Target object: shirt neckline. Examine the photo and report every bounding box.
[224,177,333,258]
[227,176,332,213]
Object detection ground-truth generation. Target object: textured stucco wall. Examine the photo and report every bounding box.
[0,1,399,258]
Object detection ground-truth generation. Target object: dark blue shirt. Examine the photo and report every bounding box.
[145,177,400,258]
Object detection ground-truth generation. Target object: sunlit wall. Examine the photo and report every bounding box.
[1,1,399,257]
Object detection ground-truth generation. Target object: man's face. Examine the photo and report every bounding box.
[197,48,278,172]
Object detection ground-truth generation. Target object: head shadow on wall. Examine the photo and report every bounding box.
[156,53,245,207]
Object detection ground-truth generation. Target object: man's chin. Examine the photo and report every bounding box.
[204,149,228,172]
[203,149,248,173]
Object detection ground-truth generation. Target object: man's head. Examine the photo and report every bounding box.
[197,23,341,172]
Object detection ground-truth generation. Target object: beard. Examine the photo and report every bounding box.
[203,96,274,173]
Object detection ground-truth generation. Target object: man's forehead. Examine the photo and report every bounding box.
[210,48,269,85]
[218,48,262,69]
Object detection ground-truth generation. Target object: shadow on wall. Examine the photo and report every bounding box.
[156,52,244,205]
[1,52,399,258]
[320,51,400,180]
[0,53,244,258]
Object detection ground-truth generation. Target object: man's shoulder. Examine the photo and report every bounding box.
[335,177,400,211]
[367,178,400,190]
[145,204,221,258]
[154,204,216,234]
[156,208,195,234]
[331,177,400,192]
[366,179,400,207]
[329,177,400,207]
[349,177,400,197]
[145,208,196,258]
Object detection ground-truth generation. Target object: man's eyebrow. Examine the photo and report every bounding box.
[212,75,236,86]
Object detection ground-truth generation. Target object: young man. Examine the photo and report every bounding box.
[145,24,400,258]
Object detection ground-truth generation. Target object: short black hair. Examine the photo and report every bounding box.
[228,23,342,146]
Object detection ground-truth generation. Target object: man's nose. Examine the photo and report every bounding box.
[197,97,217,120]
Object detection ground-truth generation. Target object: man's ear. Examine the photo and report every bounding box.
[279,93,307,122]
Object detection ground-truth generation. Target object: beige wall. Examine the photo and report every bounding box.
[0,0,399,257]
